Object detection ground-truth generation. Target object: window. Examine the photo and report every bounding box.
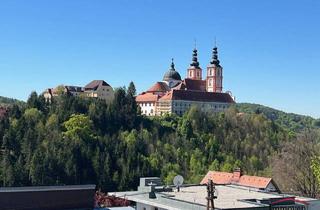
[150,109,153,113]
[209,69,212,76]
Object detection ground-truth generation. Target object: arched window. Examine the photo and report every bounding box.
[217,69,221,77]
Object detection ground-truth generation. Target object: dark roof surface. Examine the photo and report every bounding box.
[174,79,206,91]
[160,89,235,103]
[0,184,96,210]
[0,184,96,193]
[85,80,111,90]
[163,70,181,81]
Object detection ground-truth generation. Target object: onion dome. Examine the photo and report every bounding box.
[190,48,200,68]
[163,58,182,81]
[210,47,220,66]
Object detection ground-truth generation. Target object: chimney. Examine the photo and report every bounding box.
[232,168,242,182]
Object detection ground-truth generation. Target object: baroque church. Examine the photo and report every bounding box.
[136,46,235,116]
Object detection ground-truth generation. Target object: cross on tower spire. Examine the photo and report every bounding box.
[170,58,175,70]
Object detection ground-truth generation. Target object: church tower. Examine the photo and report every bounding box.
[187,48,202,80]
[206,46,223,92]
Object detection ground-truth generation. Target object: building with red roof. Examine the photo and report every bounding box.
[200,168,280,192]
[136,46,235,116]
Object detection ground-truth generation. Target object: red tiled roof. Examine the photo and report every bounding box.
[147,82,170,93]
[200,170,274,190]
[136,92,160,102]
[84,80,110,90]
[159,89,235,103]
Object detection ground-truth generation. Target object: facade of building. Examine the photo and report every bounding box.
[43,80,114,103]
[136,46,235,116]
[83,80,115,104]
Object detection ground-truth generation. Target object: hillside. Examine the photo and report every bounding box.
[234,103,319,132]
[0,96,25,107]
[0,90,320,198]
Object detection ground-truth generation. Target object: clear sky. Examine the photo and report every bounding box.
[0,0,319,118]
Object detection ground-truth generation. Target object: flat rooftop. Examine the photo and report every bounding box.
[111,184,316,210]
[0,184,96,193]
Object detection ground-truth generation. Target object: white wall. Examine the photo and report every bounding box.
[138,102,156,116]
[136,202,167,210]
[171,100,230,115]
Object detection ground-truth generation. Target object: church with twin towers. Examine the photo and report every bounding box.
[136,44,235,116]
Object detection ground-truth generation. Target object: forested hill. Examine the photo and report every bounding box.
[234,103,320,132]
[0,88,320,198]
[0,96,25,107]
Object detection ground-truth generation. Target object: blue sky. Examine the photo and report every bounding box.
[0,0,319,118]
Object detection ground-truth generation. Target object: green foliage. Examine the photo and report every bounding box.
[311,156,320,184]
[1,85,318,196]
[63,114,95,140]
[235,103,317,132]
[0,96,25,107]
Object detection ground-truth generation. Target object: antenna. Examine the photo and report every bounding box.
[173,175,184,192]
[206,179,217,210]
[214,37,217,47]
[194,38,197,49]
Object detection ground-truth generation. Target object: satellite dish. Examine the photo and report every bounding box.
[173,175,184,192]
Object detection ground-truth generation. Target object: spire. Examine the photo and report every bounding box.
[170,58,175,70]
[210,46,220,65]
[190,48,200,68]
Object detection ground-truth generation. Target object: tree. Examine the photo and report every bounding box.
[63,114,95,141]
[271,130,320,197]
